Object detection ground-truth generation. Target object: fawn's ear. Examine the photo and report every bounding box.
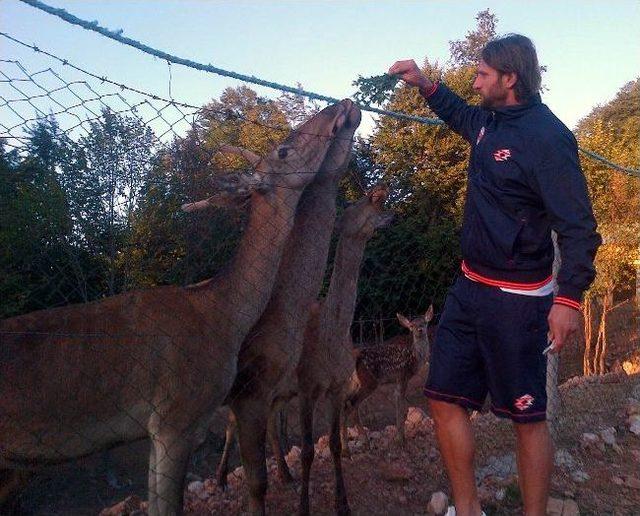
[424,304,434,322]
[397,313,412,329]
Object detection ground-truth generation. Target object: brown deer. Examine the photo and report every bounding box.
[215,184,392,516]
[296,183,393,516]
[341,306,434,450]
[220,101,361,515]
[0,100,352,516]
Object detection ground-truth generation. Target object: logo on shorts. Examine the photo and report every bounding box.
[493,148,511,162]
[514,394,534,411]
[476,126,486,145]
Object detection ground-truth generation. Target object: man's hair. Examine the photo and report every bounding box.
[482,34,542,102]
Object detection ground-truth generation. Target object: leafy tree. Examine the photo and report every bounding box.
[78,108,156,294]
[126,86,294,289]
[576,78,640,374]
[349,12,497,338]
[0,122,78,317]
[448,9,498,67]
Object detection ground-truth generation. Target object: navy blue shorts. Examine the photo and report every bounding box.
[424,275,553,423]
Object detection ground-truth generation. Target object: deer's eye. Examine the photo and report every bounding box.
[278,147,289,159]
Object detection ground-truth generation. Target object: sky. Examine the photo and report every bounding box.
[1,0,639,140]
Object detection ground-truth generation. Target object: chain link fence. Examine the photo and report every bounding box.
[1,32,639,516]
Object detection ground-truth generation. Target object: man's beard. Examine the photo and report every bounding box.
[480,86,508,109]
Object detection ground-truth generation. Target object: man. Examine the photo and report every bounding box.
[389,34,601,516]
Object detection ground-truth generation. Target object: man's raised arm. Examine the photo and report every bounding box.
[389,59,486,144]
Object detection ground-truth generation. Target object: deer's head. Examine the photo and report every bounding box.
[397,305,434,348]
[181,100,357,212]
[316,99,361,183]
[339,182,394,238]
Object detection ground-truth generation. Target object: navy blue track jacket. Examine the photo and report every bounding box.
[425,83,601,309]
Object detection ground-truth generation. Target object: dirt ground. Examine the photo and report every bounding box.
[9,304,639,515]
[176,371,640,516]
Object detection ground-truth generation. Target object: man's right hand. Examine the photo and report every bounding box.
[388,60,433,93]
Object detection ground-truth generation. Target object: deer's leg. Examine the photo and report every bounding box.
[299,393,318,516]
[235,401,269,516]
[147,441,158,515]
[340,401,351,458]
[268,400,294,484]
[329,392,350,516]
[216,411,237,490]
[394,379,409,446]
[349,382,377,444]
[150,430,192,516]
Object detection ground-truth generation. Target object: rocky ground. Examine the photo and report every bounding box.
[12,304,639,514]
[96,371,640,515]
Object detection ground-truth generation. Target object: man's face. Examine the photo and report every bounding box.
[473,60,511,109]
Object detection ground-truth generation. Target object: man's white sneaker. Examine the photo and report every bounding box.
[444,507,487,516]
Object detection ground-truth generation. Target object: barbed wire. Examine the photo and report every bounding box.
[14,0,640,178]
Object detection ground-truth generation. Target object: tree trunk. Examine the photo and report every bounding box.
[582,298,593,375]
[595,291,612,375]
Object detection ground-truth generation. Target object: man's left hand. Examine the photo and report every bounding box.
[547,303,581,353]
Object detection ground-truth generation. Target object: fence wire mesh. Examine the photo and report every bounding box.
[1,33,639,516]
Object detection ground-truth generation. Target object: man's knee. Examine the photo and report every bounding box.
[513,420,553,449]
[428,398,469,427]
[513,420,548,435]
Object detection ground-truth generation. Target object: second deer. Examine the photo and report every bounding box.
[341,306,434,450]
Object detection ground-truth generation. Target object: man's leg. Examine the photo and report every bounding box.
[514,421,554,516]
[429,399,482,516]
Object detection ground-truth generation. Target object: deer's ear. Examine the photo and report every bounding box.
[217,144,262,168]
[397,313,412,329]
[424,304,434,322]
[182,170,272,212]
[181,191,249,212]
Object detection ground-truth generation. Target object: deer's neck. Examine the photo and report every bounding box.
[322,232,368,344]
[263,176,340,315]
[414,337,429,363]
[196,187,302,333]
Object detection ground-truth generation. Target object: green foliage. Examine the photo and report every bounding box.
[352,73,400,106]
[576,78,640,298]
[448,9,498,67]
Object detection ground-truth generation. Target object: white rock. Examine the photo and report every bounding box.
[495,488,506,501]
[571,470,590,482]
[287,445,301,461]
[476,453,517,481]
[231,465,245,480]
[427,491,448,515]
[580,432,599,445]
[405,406,428,425]
[562,498,580,516]
[187,480,209,500]
[547,497,564,516]
[187,480,204,493]
[629,414,640,436]
[555,448,577,469]
[600,426,617,446]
